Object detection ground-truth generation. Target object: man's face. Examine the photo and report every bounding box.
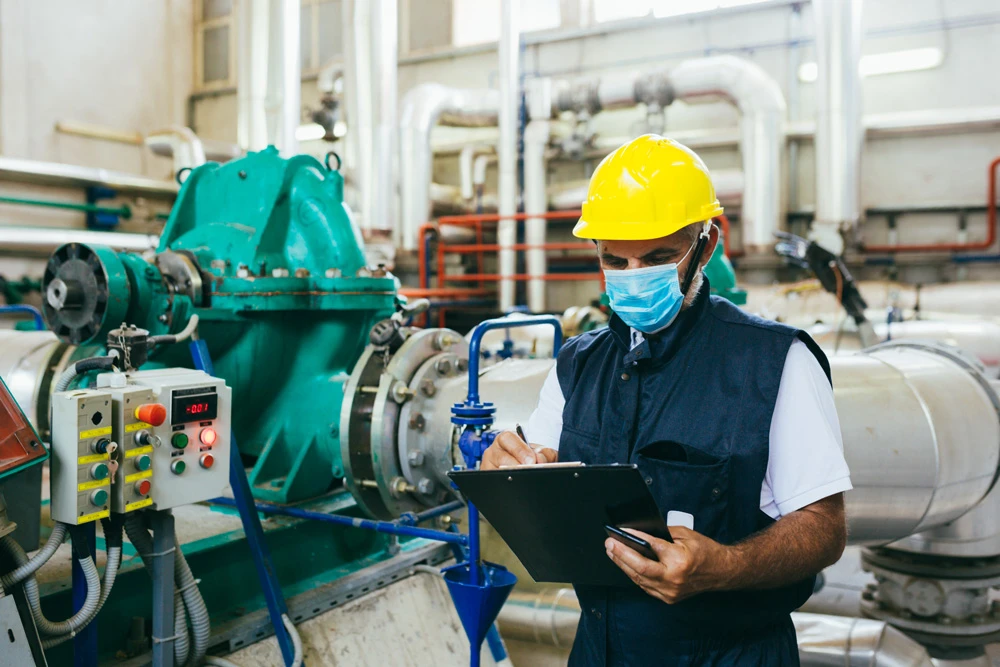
[597,225,719,274]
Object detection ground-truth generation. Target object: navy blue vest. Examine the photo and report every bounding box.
[557,280,830,665]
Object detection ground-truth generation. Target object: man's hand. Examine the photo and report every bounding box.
[605,494,847,603]
[605,527,730,604]
[480,431,558,470]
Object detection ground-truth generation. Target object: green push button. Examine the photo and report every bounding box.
[171,433,189,449]
[90,463,109,480]
[170,460,186,475]
[90,489,108,506]
[135,454,152,471]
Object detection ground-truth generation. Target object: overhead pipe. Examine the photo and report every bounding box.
[144,126,208,173]
[811,0,864,255]
[0,227,159,256]
[552,55,786,255]
[497,0,521,313]
[496,589,933,666]
[399,85,500,251]
[524,78,553,312]
[236,0,300,156]
[342,0,397,234]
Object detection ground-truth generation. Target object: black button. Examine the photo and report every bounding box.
[592,609,602,619]
[644,477,653,485]
[621,373,630,381]
[711,487,722,498]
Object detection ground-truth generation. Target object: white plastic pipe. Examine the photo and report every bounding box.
[236,0,300,156]
[812,0,863,255]
[667,56,786,252]
[399,85,500,250]
[497,0,521,312]
[524,119,549,312]
[343,0,397,233]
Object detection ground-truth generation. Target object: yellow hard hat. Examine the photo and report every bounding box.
[573,134,724,241]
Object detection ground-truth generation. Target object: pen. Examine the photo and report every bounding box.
[515,423,527,443]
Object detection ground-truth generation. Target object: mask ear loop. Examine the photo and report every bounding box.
[679,221,713,295]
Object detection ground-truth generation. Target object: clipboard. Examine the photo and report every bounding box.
[448,464,670,587]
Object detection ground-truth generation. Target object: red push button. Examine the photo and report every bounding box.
[135,479,152,496]
[200,428,217,446]
[199,453,215,469]
[135,403,167,426]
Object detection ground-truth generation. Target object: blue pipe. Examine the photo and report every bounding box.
[0,304,44,330]
[466,315,563,404]
[398,499,466,526]
[207,497,469,547]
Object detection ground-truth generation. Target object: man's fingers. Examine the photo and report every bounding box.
[606,538,658,576]
[535,447,559,464]
[623,528,673,558]
[495,430,536,465]
[606,542,649,587]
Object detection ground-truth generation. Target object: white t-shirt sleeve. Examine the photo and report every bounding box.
[761,339,853,519]
[524,363,565,450]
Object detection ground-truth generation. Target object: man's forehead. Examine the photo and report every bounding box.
[599,233,689,256]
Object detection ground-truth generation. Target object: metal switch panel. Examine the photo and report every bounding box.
[50,390,113,525]
[107,385,156,514]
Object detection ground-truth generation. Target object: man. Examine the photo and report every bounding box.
[481,135,850,666]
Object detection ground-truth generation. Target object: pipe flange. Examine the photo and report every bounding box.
[156,250,204,306]
[863,547,1000,580]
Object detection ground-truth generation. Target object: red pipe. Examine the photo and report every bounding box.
[717,214,744,258]
[399,288,493,298]
[863,157,1000,254]
[442,273,601,282]
[417,223,435,290]
[441,242,595,253]
[437,210,583,225]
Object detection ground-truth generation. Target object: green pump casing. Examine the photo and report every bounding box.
[42,147,397,502]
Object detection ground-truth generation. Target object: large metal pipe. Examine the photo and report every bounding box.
[399,85,499,250]
[836,342,1000,546]
[342,0,397,234]
[236,0,300,156]
[497,0,521,312]
[496,589,934,666]
[812,0,864,255]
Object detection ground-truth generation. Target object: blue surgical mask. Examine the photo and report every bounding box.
[603,243,696,334]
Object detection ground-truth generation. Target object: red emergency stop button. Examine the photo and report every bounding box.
[135,403,167,426]
[200,428,217,446]
[199,453,215,469]
[135,479,152,496]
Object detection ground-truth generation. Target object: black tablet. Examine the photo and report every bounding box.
[449,463,671,587]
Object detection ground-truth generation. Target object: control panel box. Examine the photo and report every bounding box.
[105,385,158,514]
[50,389,114,525]
[98,369,231,510]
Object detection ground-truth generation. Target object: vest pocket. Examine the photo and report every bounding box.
[559,424,602,463]
[634,448,731,543]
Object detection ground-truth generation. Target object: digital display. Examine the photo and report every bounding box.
[172,393,218,424]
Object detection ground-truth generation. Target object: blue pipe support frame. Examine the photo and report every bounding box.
[447,316,564,666]
[0,304,45,330]
[189,339,297,666]
[207,497,469,546]
[396,499,466,526]
[71,523,98,667]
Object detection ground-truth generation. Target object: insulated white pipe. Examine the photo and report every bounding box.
[0,227,159,256]
[524,78,553,313]
[236,0,300,156]
[342,0,397,233]
[399,85,499,250]
[497,0,520,313]
[668,56,785,252]
[812,0,863,255]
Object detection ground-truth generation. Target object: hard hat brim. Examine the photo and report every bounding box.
[572,203,724,240]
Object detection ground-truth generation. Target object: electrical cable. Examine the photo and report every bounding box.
[0,522,66,589]
[148,314,200,347]
[204,657,244,667]
[54,353,119,393]
[125,513,210,667]
[0,536,101,638]
[282,614,304,667]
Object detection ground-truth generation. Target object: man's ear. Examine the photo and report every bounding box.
[699,223,721,268]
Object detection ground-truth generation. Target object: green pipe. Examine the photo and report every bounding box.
[0,195,132,220]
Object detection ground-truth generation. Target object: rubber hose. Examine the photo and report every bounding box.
[40,545,123,649]
[125,514,207,667]
[204,657,244,667]
[54,354,117,393]
[174,535,210,666]
[283,614,304,667]
[125,515,191,666]
[0,522,67,590]
[0,536,101,637]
